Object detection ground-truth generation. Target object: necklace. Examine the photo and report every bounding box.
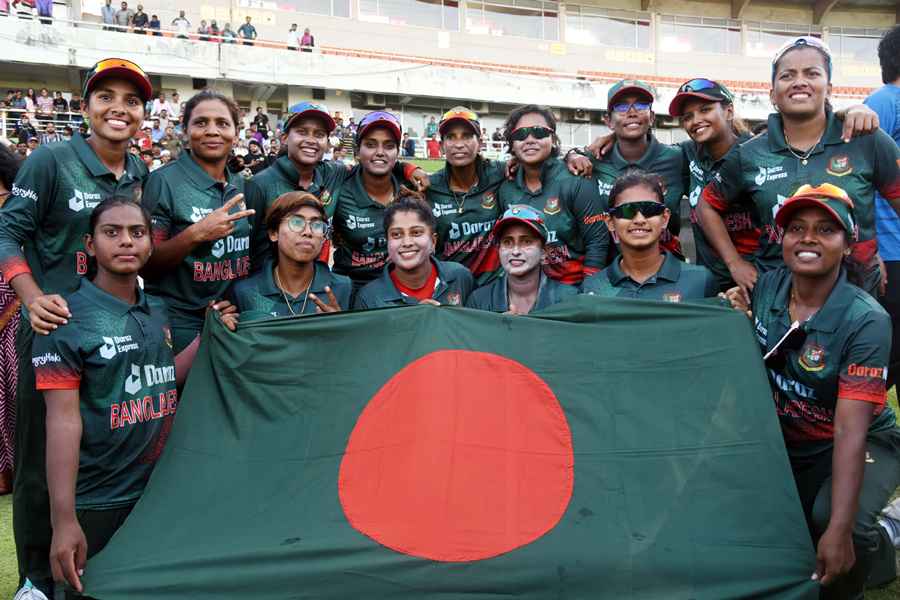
[789,288,818,324]
[274,266,313,316]
[507,289,539,314]
[782,127,822,165]
[450,173,478,214]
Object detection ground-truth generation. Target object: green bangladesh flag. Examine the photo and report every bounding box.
[81,295,818,599]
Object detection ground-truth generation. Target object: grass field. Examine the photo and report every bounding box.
[1,394,898,598]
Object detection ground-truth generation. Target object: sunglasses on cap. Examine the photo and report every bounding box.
[359,111,400,128]
[90,58,144,75]
[790,183,854,207]
[439,107,480,126]
[773,36,832,78]
[608,201,666,219]
[763,322,808,371]
[676,78,734,103]
[283,216,328,237]
[506,205,544,222]
[612,102,652,114]
[509,126,554,142]
[83,58,151,100]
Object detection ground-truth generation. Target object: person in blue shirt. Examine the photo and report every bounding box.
[238,16,257,46]
[865,24,900,393]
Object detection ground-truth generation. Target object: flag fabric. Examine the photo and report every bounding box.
[80,295,818,600]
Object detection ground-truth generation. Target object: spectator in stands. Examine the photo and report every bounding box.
[492,126,502,149]
[340,125,354,158]
[287,23,299,50]
[346,116,357,134]
[275,111,286,133]
[247,124,263,145]
[68,91,82,124]
[115,1,133,31]
[148,14,160,34]
[14,142,26,158]
[253,106,269,131]
[171,10,190,39]
[149,118,164,142]
[99,0,115,28]
[426,133,440,158]
[402,132,415,158]
[52,91,67,124]
[160,149,171,164]
[14,116,36,142]
[38,122,63,145]
[210,19,221,41]
[238,16,257,46]
[240,107,250,131]
[9,90,25,121]
[34,0,50,25]
[132,4,147,32]
[245,139,266,173]
[300,28,314,52]
[234,138,248,156]
[61,126,73,139]
[221,22,237,43]
[425,116,438,137]
[160,125,181,158]
[328,126,341,158]
[77,122,88,135]
[151,92,174,117]
[34,88,53,129]
[197,19,210,41]
[26,136,37,155]
[157,109,170,131]
[151,141,161,159]
[170,93,181,120]
[24,88,36,122]
[139,148,155,169]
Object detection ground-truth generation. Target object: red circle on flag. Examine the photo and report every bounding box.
[339,350,574,562]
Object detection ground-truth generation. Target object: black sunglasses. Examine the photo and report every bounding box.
[509,126,554,142]
[763,323,808,371]
[608,201,666,219]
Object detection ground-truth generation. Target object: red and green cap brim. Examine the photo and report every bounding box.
[356,111,402,147]
[82,58,153,103]
[491,205,550,242]
[775,193,856,238]
[439,107,481,136]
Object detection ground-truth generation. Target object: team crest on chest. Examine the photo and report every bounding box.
[799,344,825,371]
[320,189,332,206]
[163,327,173,349]
[447,292,461,306]
[481,192,496,209]
[237,200,247,211]
[134,186,143,203]
[662,292,681,302]
[544,197,560,215]
[826,155,852,177]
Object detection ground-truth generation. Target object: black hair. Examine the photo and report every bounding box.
[85,196,153,279]
[751,122,768,136]
[0,143,23,192]
[879,25,900,84]
[63,126,73,134]
[842,232,866,289]
[502,104,559,157]
[608,170,665,207]
[383,187,436,236]
[182,87,244,173]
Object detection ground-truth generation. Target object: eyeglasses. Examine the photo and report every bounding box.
[790,183,854,207]
[677,78,734,103]
[509,126,554,142]
[612,102,651,114]
[283,216,327,237]
[762,322,808,370]
[608,201,666,219]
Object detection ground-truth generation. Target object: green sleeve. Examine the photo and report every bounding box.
[0,145,59,281]
[32,316,84,390]
[144,172,174,243]
[567,176,609,271]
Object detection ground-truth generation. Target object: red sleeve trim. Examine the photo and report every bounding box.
[2,260,32,282]
[702,186,733,212]
[582,267,600,277]
[36,380,81,390]
[402,162,419,180]
[839,374,887,405]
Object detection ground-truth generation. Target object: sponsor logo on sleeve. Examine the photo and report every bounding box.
[32,352,61,367]
[11,184,38,202]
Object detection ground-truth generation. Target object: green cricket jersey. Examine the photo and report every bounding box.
[498,158,608,284]
[581,250,718,301]
[752,267,895,458]
[682,133,755,290]
[427,158,506,286]
[353,258,474,309]
[33,278,176,510]
[464,271,578,313]
[332,166,407,286]
[590,135,688,260]
[0,133,147,297]
[703,111,900,293]
[229,258,352,320]
[245,157,352,270]
[142,152,248,331]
